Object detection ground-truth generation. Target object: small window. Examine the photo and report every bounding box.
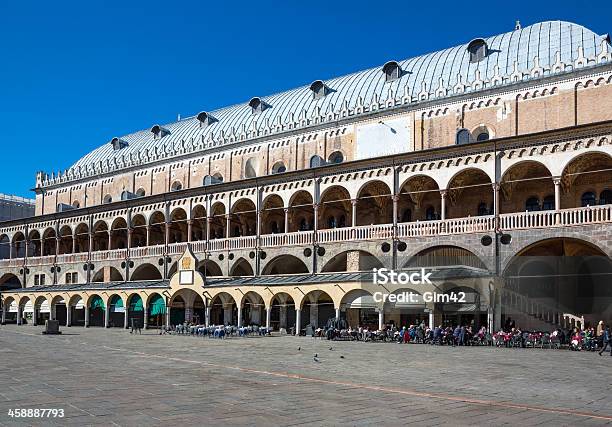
[382,61,402,82]
[110,137,128,150]
[525,196,540,212]
[542,195,555,211]
[599,189,612,205]
[65,272,78,284]
[310,80,329,100]
[103,194,113,204]
[135,188,146,197]
[171,181,183,192]
[271,161,286,174]
[72,201,80,209]
[328,151,344,164]
[475,130,490,141]
[456,129,471,145]
[467,39,488,63]
[244,158,257,178]
[196,111,217,128]
[581,191,596,207]
[150,124,169,140]
[248,97,270,115]
[204,174,223,186]
[34,274,45,286]
[310,155,324,168]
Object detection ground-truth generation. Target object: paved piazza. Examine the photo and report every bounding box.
[0,326,610,426]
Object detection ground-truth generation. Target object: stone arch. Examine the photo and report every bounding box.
[356,180,392,226]
[169,207,188,243]
[110,217,128,250]
[0,234,10,259]
[27,229,41,257]
[229,257,254,276]
[340,289,378,328]
[288,190,314,232]
[92,220,109,251]
[270,292,296,332]
[148,211,166,246]
[399,175,441,222]
[169,288,205,325]
[41,227,57,256]
[230,198,256,237]
[74,223,89,253]
[130,263,162,281]
[500,160,554,213]
[404,245,488,270]
[131,214,147,247]
[446,167,493,218]
[244,157,258,178]
[107,294,125,328]
[210,291,237,325]
[299,290,334,330]
[197,259,223,277]
[210,202,226,239]
[241,291,266,325]
[191,204,207,241]
[262,254,309,275]
[261,194,285,234]
[91,266,124,283]
[560,151,612,208]
[319,185,351,229]
[321,250,384,272]
[0,273,21,290]
[11,231,26,258]
[127,293,146,329]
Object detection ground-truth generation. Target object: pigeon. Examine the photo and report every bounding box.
[298,347,301,351]
[313,356,320,362]
[314,353,318,357]
[329,347,333,351]
[340,355,345,359]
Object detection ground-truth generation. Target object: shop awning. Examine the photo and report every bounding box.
[38,301,50,313]
[110,297,124,313]
[129,296,144,312]
[150,295,166,315]
[89,296,105,310]
[8,301,18,313]
[23,301,33,313]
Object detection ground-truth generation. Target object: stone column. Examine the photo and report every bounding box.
[32,307,37,326]
[313,204,319,232]
[104,305,110,328]
[553,176,562,211]
[145,225,150,246]
[1,304,6,323]
[295,309,301,336]
[492,183,500,216]
[428,311,434,329]
[284,208,289,233]
[223,305,232,326]
[237,303,242,328]
[107,231,112,251]
[266,307,271,329]
[351,199,357,227]
[84,305,89,327]
[66,306,71,327]
[225,215,231,238]
[335,307,340,322]
[165,307,171,328]
[127,228,133,249]
[164,222,170,246]
[205,306,211,327]
[206,218,211,242]
[17,307,22,325]
[392,195,399,226]
[440,190,447,221]
[187,220,193,242]
[55,236,60,257]
[378,310,384,331]
[124,308,129,329]
[310,301,318,329]
[280,304,287,329]
[143,306,148,329]
[72,234,77,254]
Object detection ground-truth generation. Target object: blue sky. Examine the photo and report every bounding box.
[1,1,610,198]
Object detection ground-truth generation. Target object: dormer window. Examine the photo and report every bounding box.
[382,61,402,82]
[309,80,329,100]
[110,137,128,151]
[150,124,170,140]
[248,97,270,115]
[196,111,217,128]
[467,39,488,63]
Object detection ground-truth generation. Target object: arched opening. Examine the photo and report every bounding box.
[42,228,57,256]
[197,259,223,277]
[126,294,145,329]
[136,188,146,197]
[328,151,344,164]
[108,295,125,328]
[20,297,33,325]
[130,214,147,248]
[92,221,109,251]
[0,273,22,291]
[340,290,378,329]
[271,161,286,174]
[447,168,493,218]
[88,295,105,327]
[398,175,440,222]
[169,289,205,326]
[169,208,188,243]
[27,230,41,257]
[91,266,124,283]
[310,155,324,168]
[472,125,491,141]
[69,296,85,326]
[501,161,553,214]
[210,202,226,239]
[130,263,162,281]
[230,199,256,237]
[244,158,258,178]
[241,292,265,326]
[356,181,392,226]
[210,292,237,326]
[504,238,612,329]
[383,288,427,329]
[319,185,351,229]
[51,296,67,325]
[262,255,309,275]
[230,258,254,276]
[288,191,314,232]
[103,194,113,204]
[35,297,51,325]
[148,211,166,246]
[561,152,612,209]
[74,223,89,253]
[321,250,384,272]
[170,181,183,192]
[147,293,167,329]
[191,205,207,241]
[261,195,285,234]
[110,217,128,249]
[404,245,487,269]
[11,232,26,258]
[0,235,10,259]
[301,291,334,331]
[270,292,296,332]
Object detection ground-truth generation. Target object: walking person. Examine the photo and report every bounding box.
[599,326,611,356]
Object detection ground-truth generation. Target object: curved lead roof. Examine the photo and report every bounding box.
[65,21,609,182]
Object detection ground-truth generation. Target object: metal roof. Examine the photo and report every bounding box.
[49,20,611,185]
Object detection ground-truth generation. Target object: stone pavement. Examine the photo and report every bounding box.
[0,325,610,426]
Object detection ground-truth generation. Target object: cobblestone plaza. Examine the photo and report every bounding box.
[0,326,610,426]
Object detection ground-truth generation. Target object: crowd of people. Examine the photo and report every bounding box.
[157,323,272,338]
[319,318,612,354]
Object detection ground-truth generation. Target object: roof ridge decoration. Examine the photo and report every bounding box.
[39,21,612,188]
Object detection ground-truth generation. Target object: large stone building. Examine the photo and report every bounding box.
[1,21,611,333]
